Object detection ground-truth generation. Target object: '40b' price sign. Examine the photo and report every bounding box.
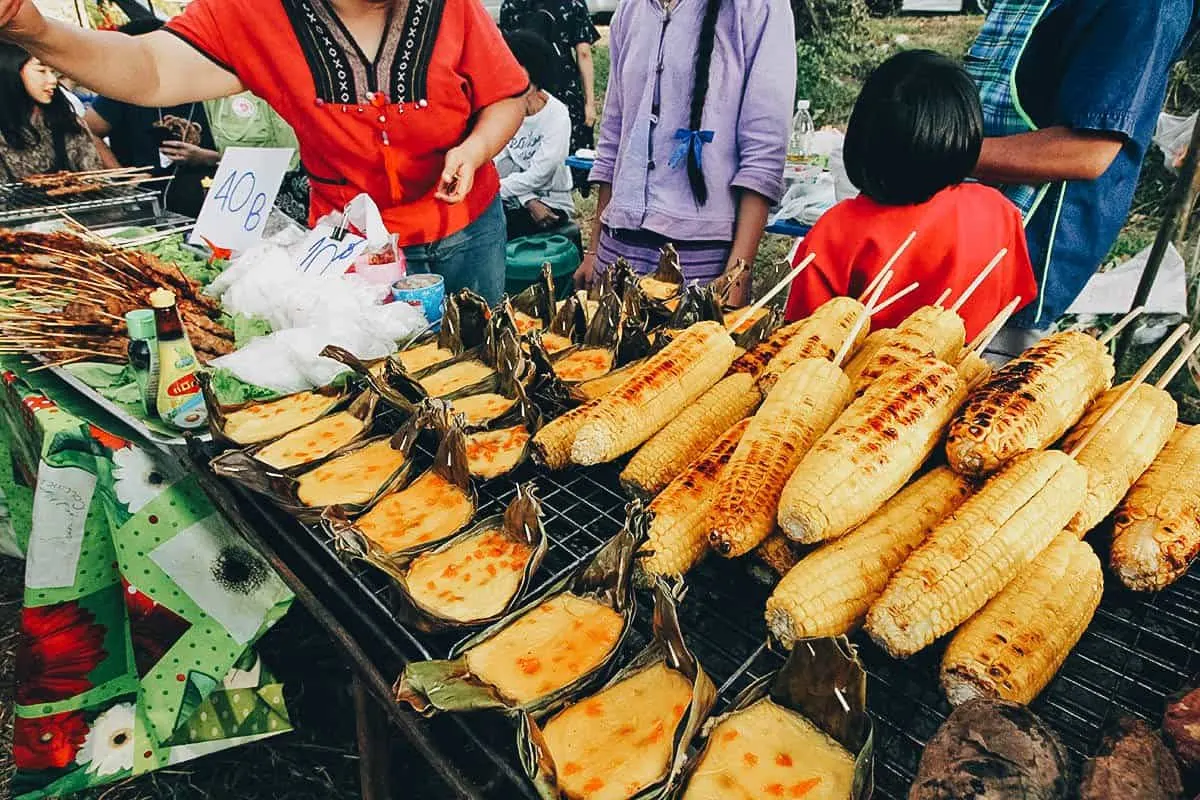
[189,147,295,254]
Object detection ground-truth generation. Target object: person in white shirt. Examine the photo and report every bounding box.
[496,30,575,240]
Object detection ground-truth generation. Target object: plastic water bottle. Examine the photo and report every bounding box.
[787,100,815,167]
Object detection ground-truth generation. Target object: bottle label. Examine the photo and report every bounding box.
[174,354,196,370]
[161,394,208,430]
[165,374,200,398]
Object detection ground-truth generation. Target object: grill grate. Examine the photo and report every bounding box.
[275,423,1200,798]
[0,181,160,224]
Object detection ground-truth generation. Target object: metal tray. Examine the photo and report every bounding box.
[202,428,1200,798]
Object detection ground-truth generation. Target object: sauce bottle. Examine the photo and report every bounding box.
[149,288,207,430]
[124,309,159,417]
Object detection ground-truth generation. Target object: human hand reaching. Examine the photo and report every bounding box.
[160,141,220,167]
[435,142,484,204]
[574,250,596,289]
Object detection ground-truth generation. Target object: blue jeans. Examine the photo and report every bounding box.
[403,197,507,306]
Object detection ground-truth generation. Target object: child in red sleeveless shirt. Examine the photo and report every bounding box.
[783,50,1036,340]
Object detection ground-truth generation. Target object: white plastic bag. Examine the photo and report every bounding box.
[1154,112,1196,173]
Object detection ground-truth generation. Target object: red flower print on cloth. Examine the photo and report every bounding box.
[87,424,128,452]
[16,602,107,705]
[122,581,190,676]
[14,711,89,771]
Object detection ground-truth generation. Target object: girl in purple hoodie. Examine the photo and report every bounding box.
[576,0,796,303]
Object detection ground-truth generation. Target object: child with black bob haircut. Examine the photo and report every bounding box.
[784,49,1037,340]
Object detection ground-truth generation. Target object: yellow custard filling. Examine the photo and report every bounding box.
[450,393,517,427]
[553,349,614,383]
[224,391,340,445]
[255,411,365,470]
[465,593,623,705]
[397,342,454,374]
[466,426,531,479]
[419,361,495,397]
[406,529,534,621]
[354,470,474,553]
[296,439,407,507]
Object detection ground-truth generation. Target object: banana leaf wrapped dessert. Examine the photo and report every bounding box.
[542,293,587,355]
[511,263,558,335]
[639,244,684,304]
[518,582,717,800]
[392,288,491,375]
[548,287,623,384]
[199,372,353,449]
[395,503,648,717]
[334,482,548,633]
[324,403,476,557]
[464,384,543,480]
[232,389,380,472]
[674,638,874,800]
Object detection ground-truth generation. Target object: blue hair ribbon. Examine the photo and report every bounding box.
[668,128,714,170]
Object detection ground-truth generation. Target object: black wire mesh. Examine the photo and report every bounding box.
[277,424,1200,798]
[0,181,160,224]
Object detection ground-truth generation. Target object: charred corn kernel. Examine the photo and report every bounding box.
[849,306,966,394]
[1111,424,1200,591]
[842,330,891,386]
[766,467,973,646]
[727,319,809,378]
[752,531,805,582]
[946,331,1114,478]
[708,359,852,558]
[636,419,749,580]
[1061,382,1178,537]
[620,373,761,499]
[778,356,967,544]
[865,450,1087,658]
[956,351,992,393]
[531,401,597,470]
[758,297,868,391]
[941,532,1102,705]
[572,322,737,465]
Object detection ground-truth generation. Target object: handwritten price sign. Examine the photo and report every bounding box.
[190,147,294,254]
[293,224,369,276]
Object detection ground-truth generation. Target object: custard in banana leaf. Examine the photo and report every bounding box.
[326,403,476,557]
[518,582,717,800]
[198,372,352,448]
[589,257,637,303]
[412,322,526,398]
[569,358,645,403]
[639,244,684,303]
[395,502,648,717]
[249,389,379,472]
[542,293,586,355]
[557,290,599,328]
[511,263,557,334]
[393,289,491,374]
[667,284,724,331]
[465,384,542,480]
[446,351,537,431]
[208,410,422,524]
[335,482,548,633]
[674,638,874,800]
[548,286,622,384]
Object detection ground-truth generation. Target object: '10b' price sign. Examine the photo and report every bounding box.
[189,146,295,254]
[293,224,369,276]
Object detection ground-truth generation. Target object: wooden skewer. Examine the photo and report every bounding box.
[950,248,1009,314]
[0,346,123,357]
[1155,333,1200,389]
[836,269,893,367]
[1068,323,1191,457]
[28,355,89,372]
[933,288,953,309]
[965,296,1024,357]
[105,175,173,188]
[728,253,817,333]
[870,281,921,317]
[1098,305,1146,346]
[859,231,918,302]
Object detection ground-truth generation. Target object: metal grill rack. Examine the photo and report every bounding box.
[0,180,161,225]
[212,423,1200,798]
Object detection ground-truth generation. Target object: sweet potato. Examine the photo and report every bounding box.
[1164,686,1200,771]
[909,698,1069,800]
[1079,717,1183,800]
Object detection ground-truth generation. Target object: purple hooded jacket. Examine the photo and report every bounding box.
[589,0,796,242]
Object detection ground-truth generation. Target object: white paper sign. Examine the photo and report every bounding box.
[189,146,294,254]
[293,224,369,276]
[26,462,97,589]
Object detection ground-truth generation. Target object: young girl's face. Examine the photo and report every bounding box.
[20,58,58,105]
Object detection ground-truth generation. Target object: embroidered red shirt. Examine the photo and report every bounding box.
[783,183,1038,340]
[167,0,528,245]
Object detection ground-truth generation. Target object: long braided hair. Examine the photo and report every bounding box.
[684,0,722,206]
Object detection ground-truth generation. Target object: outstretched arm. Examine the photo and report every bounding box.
[0,0,243,106]
[975,127,1124,184]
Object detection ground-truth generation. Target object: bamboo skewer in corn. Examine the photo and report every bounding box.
[868,280,922,318]
[933,288,953,309]
[859,231,918,302]
[1097,305,1146,346]
[727,253,816,334]
[1155,333,1200,389]
[949,248,1008,315]
[963,296,1024,359]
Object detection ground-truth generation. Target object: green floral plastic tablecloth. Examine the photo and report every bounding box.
[0,357,294,799]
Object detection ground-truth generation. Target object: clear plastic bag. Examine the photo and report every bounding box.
[1154,111,1196,172]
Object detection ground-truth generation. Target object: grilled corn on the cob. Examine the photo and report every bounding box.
[1061,382,1178,537]
[865,450,1087,658]
[758,297,868,391]
[778,356,966,544]
[636,419,749,581]
[1111,424,1200,591]
[708,359,852,558]
[752,532,806,581]
[941,532,1102,705]
[766,467,973,646]
[727,319,809,377]
[572,360,645,401]
[620,373,761,499]
[946,331,1114,478]
[848,306,966,394]
[842,329,890,386]
[531,401,598,470]
[572,321,737,465]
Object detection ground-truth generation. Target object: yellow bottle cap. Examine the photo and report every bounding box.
[148,288,176,308]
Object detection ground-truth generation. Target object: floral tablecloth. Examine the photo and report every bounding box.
[0,358,294,799]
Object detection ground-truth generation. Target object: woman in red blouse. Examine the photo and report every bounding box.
[0,0,529,303]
